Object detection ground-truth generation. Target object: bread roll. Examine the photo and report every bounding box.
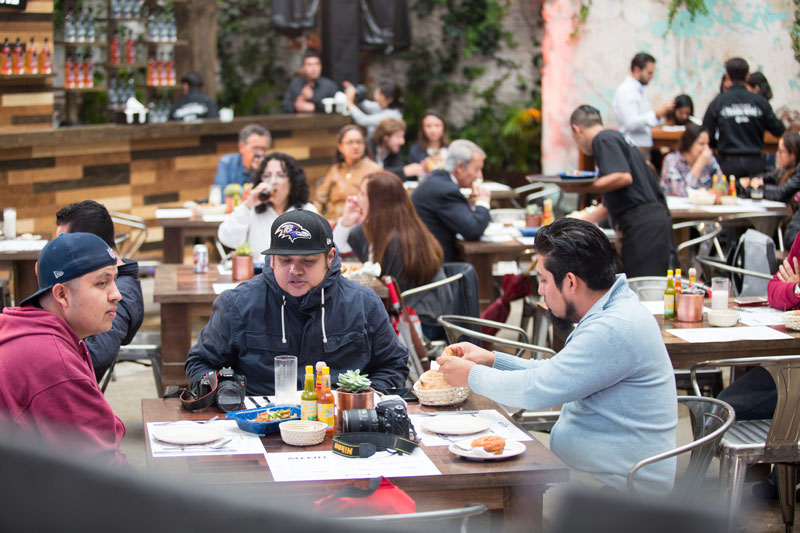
[418,369,452,390]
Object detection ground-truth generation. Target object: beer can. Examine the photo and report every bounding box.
[193,244,209,273]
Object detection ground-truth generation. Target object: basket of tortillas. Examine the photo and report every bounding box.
[412,348,470,406]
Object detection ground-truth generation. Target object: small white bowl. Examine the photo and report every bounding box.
[708,309,739,327]
[782,310,800,331]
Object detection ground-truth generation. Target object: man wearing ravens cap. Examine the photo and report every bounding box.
[0,232,128,468]
[186,210,408,395]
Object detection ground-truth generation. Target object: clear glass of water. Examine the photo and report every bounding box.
[274,355,298,404]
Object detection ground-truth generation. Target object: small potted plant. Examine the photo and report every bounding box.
[232,242,254,281]
[336,369,374,411]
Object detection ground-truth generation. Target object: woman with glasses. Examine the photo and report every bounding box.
[218,152,316,261]
[315,124,380,221]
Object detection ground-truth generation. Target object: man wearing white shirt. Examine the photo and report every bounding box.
[612,53,674,162]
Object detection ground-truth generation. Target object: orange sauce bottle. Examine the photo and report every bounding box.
[317,367,335,436]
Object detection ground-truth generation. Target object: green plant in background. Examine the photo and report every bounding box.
[235,241,254,256]
[336,370,372,393]
[793,0,800,67]
[216,0,287,115]
[666,0,709,31]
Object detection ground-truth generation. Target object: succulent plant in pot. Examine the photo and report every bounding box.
[335,369,374,413]
[232,241,255,281]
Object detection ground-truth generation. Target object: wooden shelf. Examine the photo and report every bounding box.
[56,41,108,47]
[0,73,55,80]
[60,86,108,92]
[103,62,149,69]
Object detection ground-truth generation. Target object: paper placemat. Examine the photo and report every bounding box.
[147,420,266,457]
[410,409,533,447]
[736,306,784,326]
[267,448,440,482]
[155,208,193,219]
[666,325,792,343]
[0,239,47,252]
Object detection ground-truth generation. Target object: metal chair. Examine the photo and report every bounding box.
[691,355,800,533]
[673,220,724,273]
[626,277,721,397]
[436,315,558,430]
[717,212,790,253]
[394,273,467,382]
[109,211,147,259]
[100,331,163,396]
[336,503,488,532]
[627,396,735,498]
[696,255,773,299]
[510,182,547,208]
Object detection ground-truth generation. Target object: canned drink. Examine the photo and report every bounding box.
[193,244,209,273]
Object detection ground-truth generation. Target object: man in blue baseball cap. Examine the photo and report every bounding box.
[185,210,409,395]
[0,232,129,468]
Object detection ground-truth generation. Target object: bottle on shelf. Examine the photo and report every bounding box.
[147,11,159,42]
[110,29,121,65]
[146,53,156,86]
[74,52,84,89]
[663,269,676,319]
[1,38,11,75]
[166,51,175,86]
[65,9,76,43]
[108,77,119,110]
[39,37,52,75]
[125,28,136,64]
[542,198,554,226]
[83,50,94,89]
[157,50,168,87]
[86,8,96,43]
[75,10,86,44]
[12,38,24,75]
[111,0,122,20]
[25,38,37,75]
[65,54,75,89]
[301,365,318,421]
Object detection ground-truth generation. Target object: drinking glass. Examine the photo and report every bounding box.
[2,208,16,239]
[274,355,298,404]
[711,277,730,311]
[750,186,764,201]
[209,185,222,206]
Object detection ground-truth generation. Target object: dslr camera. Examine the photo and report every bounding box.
[341,397,414,440]
[197,367,247,412]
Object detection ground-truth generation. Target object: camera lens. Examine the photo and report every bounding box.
[342,409,381,433]
[215,381,245,412]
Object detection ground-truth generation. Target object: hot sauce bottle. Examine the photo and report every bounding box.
[318,367,335,436]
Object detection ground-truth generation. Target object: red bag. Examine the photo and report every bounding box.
[314,477,416,517]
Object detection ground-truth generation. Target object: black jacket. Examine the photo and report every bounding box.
[411,170,490,262]
[702,84,784,156]
[169,89,219,121]
[184,250,408,395]
[281,76,338,113]
[84,259,144,381]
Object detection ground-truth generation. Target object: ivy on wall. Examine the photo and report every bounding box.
[399,0,541,172]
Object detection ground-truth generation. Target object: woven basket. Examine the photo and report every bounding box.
[412,381,470,406]
[783,311,800,331]
[279,420,327,446]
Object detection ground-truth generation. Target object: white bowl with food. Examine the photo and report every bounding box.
[707,309,739,327]
[782,310,800,331]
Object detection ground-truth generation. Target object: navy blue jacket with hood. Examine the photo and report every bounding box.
[185,251,409,395]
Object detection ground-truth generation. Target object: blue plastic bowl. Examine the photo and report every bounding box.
[225,404,300,435]
[520,227,539,237]
[558,170,598,180]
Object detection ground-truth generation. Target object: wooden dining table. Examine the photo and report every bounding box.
[157,217,222,264]
[142,395,569,533]
[154,264,390,387]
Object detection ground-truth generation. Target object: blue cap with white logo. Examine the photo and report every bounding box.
[20,232,117,306]
[262,210,334,256]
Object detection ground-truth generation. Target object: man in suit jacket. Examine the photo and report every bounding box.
[411,139,491,262]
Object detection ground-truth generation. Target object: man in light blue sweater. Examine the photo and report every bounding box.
[438,218,677,494]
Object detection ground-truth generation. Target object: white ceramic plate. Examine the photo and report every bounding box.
[150,421,223,445]
[417,415,490,436]
[449,438,526,461]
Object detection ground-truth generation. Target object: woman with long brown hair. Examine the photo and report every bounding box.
[315,124,380,222]
[333,171,452,336]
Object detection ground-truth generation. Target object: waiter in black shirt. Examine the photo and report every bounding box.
[563,105,674,277]
[702,57,785,178]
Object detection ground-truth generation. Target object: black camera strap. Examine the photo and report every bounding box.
[163,371,220,411]
[332,432,418,458]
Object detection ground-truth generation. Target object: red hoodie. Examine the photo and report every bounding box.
[0,307,128,468]
[768,234,800,311]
